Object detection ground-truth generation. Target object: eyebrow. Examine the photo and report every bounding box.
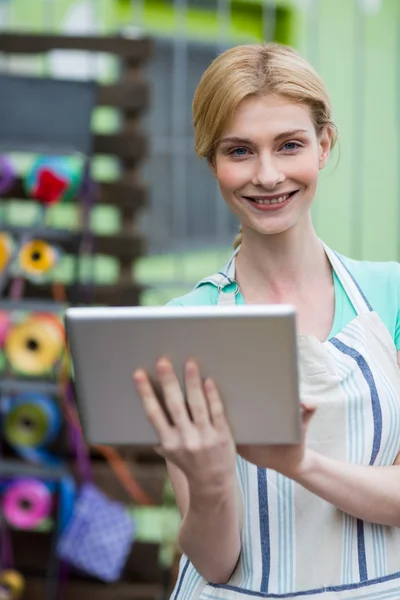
[219,129,309,145]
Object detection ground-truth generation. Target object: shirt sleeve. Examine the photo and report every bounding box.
[165,298,184,307]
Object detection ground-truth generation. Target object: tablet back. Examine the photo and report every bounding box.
[65,304,301,445]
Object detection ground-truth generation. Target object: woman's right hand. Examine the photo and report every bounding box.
[133,357,237,492]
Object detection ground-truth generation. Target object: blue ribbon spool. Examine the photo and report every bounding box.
[2,393,62,466]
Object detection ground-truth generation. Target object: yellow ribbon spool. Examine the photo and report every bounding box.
[0,570,25,600]
[0,233,13,273]
[5,314,66,376]
[18,239,58,278]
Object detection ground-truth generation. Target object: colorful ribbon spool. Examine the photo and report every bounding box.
[2,478,53,530]
[0,233,13,274]
[0,156,17,197]
[0,570,25,600]
[0,311,10,348]
[24,156,83,205]
[5,314,65,376]
[58,476,77,534]
[3,393,62,465]
[17,239,60,281]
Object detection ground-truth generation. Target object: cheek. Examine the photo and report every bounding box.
[216,162,248,191]
[291,154,320,186]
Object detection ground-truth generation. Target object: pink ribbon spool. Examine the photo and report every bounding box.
[2,479,52,529]
[0,311,10,347]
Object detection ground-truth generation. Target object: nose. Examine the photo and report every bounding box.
[251,154,285,189]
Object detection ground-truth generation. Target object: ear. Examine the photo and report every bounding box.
[318,125,333,170]
[207,154,217,177]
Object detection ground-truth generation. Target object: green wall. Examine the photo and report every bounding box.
[305,0,400,262]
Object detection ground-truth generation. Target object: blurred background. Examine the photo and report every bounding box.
[0,0,398,599]
[1,0,398,307]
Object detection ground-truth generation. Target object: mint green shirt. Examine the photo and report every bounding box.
[168,255,400,350]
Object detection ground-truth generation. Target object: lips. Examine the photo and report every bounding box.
[243,191,297,205]
[241,190,298,211]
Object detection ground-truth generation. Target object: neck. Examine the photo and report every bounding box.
[235,219,330,299]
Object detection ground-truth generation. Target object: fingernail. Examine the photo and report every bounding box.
[185,360,196,374]
[133,370,143,382]
[156,358,170,372]
[204,378,214,391]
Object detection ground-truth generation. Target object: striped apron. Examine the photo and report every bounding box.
[170,243,400,599]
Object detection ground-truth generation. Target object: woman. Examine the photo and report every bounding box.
[133,43,400,599]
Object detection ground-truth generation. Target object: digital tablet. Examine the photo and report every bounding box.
[65,304,301,446]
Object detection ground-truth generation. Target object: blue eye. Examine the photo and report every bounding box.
[282,142,300,151]
[231,147,248,157]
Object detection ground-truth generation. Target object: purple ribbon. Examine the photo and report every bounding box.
[63,381,92,484]
[0,155,16,197]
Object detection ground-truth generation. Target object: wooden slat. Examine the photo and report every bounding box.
[99,180,147,209]
[22,578,164,600]
[98,81,150,111]
[2,281,144,306]
[0,225,145,258]
[93,133,146,160]
[92,230,145,258]
[80,461,167,505]
[3,178,148,210]
[0,33,153,61]
[12,531,166,584]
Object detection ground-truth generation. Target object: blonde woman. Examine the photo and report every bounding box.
[133,43,400,599]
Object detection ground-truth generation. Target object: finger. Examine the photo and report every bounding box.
[156,358,191,429]
[204,377,229,430]
[184,360,211,427]
[301,402,317,427]
[133,369,173,440]
[153,445,165,457]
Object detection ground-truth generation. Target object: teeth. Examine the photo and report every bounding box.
[250,193,291,205]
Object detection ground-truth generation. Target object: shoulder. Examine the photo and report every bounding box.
[338,253,400,291]
[166,282,220,307]
[337,252,400,348]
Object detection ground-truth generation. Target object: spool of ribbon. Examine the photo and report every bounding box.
[0,311,10,347]
[17,239,60,281]
[24,156,83,205]
[2,393,62,465]
[2,479,53,529]
[0,156,17,197]
[0,570,25,600]
[0,233,13,274]
[5,314,65,376]
[58,476,77,534]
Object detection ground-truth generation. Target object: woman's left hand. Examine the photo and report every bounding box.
[236,402,316,478]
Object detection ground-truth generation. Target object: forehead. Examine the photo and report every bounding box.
[223,94,315,139]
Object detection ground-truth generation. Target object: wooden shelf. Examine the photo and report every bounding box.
[1,280,144,305]
[20,578,166,600]
[0,32,153,61]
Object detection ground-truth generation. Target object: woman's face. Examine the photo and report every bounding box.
[210,94,332,238]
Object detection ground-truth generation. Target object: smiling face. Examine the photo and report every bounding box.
[210,94,332,239]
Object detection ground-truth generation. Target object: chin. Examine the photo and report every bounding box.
[248,219,298,238]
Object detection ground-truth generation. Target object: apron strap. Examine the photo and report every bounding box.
[195,241,372,314]
[194,248,239,306]
[322,243,372,315]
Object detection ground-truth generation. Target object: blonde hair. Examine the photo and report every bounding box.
[192,43,338,249]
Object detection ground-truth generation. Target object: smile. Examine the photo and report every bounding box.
[241,190,298,209]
